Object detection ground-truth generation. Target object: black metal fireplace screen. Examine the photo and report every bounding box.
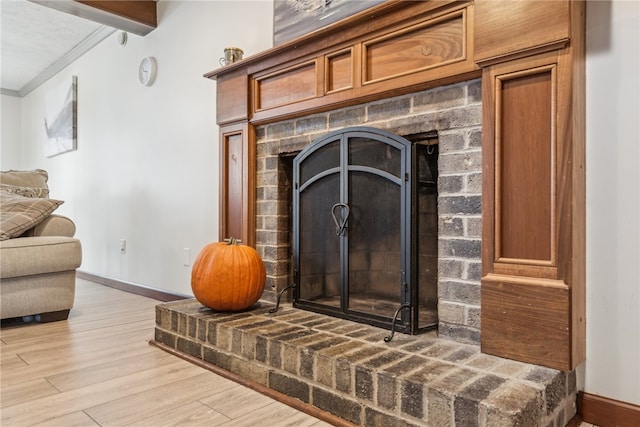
[290,126,438,337]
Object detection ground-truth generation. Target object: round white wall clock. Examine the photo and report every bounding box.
[138,57,157,87]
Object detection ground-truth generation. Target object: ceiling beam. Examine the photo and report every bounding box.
[30,1,157,36]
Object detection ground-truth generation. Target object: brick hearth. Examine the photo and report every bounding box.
[154,299,576,426]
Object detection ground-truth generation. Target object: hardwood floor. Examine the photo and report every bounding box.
[0,279,332,426]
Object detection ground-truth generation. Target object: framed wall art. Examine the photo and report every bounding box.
[44,75,77,157]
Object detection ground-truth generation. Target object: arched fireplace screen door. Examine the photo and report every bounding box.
[293,126,438,336]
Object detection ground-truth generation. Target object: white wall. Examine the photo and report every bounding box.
[16,0,273,296]
[1,94,22,168]
[585,0,640,405]
[5,0,640,408]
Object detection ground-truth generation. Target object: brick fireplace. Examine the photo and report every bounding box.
[154,1,585,425]
[254,80,483,344]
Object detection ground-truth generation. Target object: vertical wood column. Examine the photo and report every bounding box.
[219,122,255,247]
[478,1,585,370]
[216,67,255,247]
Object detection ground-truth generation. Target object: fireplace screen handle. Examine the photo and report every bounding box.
[331,203,350,236]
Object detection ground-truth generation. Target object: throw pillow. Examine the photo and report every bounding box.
[0,193,64,240]
[0,183,50,198]
[0,169,49,188]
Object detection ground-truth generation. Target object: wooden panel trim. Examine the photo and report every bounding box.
[249,69,481,126]
[493,263,557,281]
[483,273,568,290]
[217,68,249,125]
[494,62,558,266]
[473,0,570,66]
[253,60,318,112]
[361,8,467,85]
[475,40,568,68]
[77,271,189,302]
[480,66,496,278]
[567,0,586,369]
[481,276,571,369]
[579,392,640,427]
[324,48,354,95]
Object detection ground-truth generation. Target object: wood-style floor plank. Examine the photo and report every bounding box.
[1,337,157,387]
[128,400,231,427]
[219,400,329,427]
[45,350,176,392]
[0,279,331,427]
[85,372,238,426]
[0,377,59,408]
[36,410,100,427]
[2,359,206,426]
[199,383,276,419]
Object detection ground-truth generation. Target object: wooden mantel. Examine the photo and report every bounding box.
[206,0,585,371]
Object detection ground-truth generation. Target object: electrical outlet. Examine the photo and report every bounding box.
[183,248,190,266]
[120,239,127,254]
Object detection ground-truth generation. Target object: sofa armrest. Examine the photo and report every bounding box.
[24,214,76,237]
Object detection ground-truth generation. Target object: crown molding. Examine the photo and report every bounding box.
[1,88,21,97]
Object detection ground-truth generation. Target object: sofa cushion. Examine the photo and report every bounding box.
[0,236,82,278]
[0,169,50,197]
[0,193,64,240]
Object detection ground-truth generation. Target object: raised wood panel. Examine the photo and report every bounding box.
[481,274,571,370]
[219,123,255,247]
[474,0,569,65]
[363,10,465,84]
[216,68,248,124]
[255,61,317,111]
[224,132,243,240]
[325,49,353,94]
[497,67,555,264]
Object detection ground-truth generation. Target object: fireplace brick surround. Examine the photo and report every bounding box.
[254,80,483,344]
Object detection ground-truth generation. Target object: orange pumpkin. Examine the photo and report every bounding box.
[191,238,266,311]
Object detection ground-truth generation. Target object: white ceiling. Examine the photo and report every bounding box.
[1,0,114,97]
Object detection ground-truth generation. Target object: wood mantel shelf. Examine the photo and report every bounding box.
[206,0,585,371]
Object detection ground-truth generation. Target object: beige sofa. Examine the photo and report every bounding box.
[1,170,82,322]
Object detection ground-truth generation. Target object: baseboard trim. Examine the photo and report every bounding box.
[579,391,640,427]
[77,271,189,302]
